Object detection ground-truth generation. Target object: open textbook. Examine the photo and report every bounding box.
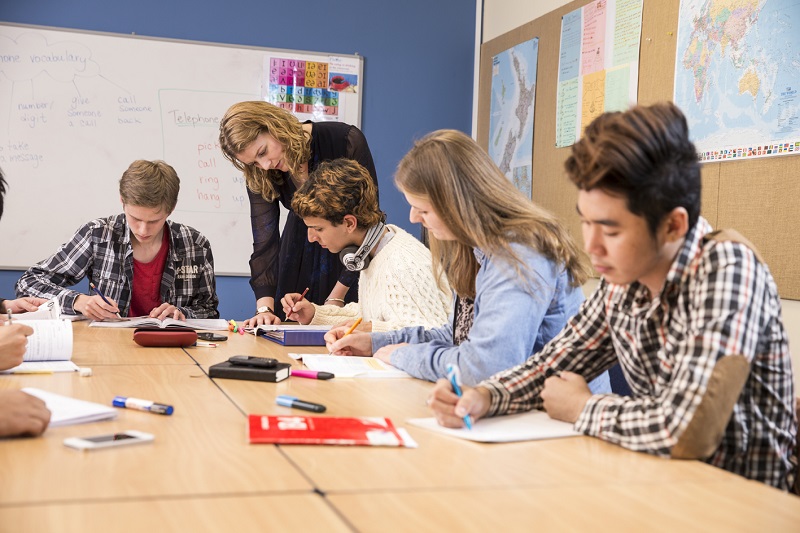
[407,410,580,443]
[89,316,229,331]
[1,319,78,374]
[291,353,411,378]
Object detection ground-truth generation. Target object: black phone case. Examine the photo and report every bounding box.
[208,361,291,383]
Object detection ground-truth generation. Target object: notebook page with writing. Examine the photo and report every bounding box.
[16,319,73,362]
[407,410,580,443]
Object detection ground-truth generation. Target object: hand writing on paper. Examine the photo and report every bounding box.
[0,324,35,371]
[149,303,185,321]
[281,292,315,324]
[427,379,491,428]
[325,328,372,356]
[1,297,48,314]
[373,343,408,364]
[0,390,51,438]
[74,294,121,321]
[540,371,592,423]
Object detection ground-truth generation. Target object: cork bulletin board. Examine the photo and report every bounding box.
[476,0,800,299]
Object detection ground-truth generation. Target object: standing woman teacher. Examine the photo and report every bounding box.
[219,101,377,326]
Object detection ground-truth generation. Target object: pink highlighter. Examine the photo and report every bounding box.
[290,369,334,380]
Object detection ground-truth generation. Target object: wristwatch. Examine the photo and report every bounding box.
[256,306,274,315]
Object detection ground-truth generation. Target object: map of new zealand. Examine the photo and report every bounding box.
[488,38,538,198]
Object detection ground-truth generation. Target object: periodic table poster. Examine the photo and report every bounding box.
[262,53,363,127]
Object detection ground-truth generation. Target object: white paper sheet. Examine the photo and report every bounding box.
[407,410,580,443]
[292,354,411,378]
[21,388,118,427]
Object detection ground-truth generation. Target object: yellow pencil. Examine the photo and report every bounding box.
[343,317,362,337]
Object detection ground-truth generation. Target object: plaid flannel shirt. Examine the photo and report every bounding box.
[16,214,219,319]
[482,218,797,490]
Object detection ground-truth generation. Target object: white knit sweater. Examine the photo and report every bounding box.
[310,225,451,332]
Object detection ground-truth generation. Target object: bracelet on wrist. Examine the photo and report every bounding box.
[324,298,346,305]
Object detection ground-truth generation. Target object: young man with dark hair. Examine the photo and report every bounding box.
[16,160,219,320]
[428,102,797,491]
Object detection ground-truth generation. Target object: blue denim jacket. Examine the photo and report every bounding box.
[372,244,611,393]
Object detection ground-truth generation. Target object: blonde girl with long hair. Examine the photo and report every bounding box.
[327,129,610,392]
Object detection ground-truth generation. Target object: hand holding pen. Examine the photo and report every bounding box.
[427,367,492,429]
[281,287,313,324]
[76,282,121,321]
[324,317,369,356]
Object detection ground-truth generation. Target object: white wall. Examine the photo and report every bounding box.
[482,0,573,42]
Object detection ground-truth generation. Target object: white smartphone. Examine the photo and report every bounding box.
[63,430,154,451]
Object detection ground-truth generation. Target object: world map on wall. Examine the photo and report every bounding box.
[674,0,800,161]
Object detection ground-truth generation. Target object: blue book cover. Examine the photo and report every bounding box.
[260,329,327,346]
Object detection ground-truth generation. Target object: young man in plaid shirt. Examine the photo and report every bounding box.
[427,102,797,491]
[16,160,219,320]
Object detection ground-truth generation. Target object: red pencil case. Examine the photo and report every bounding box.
[132,327,198,347]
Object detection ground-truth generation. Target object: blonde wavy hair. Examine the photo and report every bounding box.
[219,101,311,201]
[395,129,591,298]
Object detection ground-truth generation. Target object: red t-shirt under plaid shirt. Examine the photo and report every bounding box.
[130,228,169,317]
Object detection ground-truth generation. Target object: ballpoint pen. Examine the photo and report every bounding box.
[5,309,12,326]
[89,282,122,318]
[446,363,473,430]
[276,394,326,413]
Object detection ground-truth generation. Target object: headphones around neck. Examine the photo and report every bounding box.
[339,221,386,272]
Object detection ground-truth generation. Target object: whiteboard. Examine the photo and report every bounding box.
[0,23,363,275]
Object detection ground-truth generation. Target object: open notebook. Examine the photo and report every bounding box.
[21,388,118,427]
[89,317,229,331]
[1,319,78,374]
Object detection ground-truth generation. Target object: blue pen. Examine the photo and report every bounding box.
[446,363,473,430]
[276,394,326,413]
[89,282,122,318]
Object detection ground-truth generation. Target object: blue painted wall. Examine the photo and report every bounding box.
[0,0,476,320]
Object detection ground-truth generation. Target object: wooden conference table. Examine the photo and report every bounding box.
[0,323,798,532]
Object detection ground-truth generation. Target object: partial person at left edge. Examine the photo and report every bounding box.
[0,166,51,438]
[15,160,219,321]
